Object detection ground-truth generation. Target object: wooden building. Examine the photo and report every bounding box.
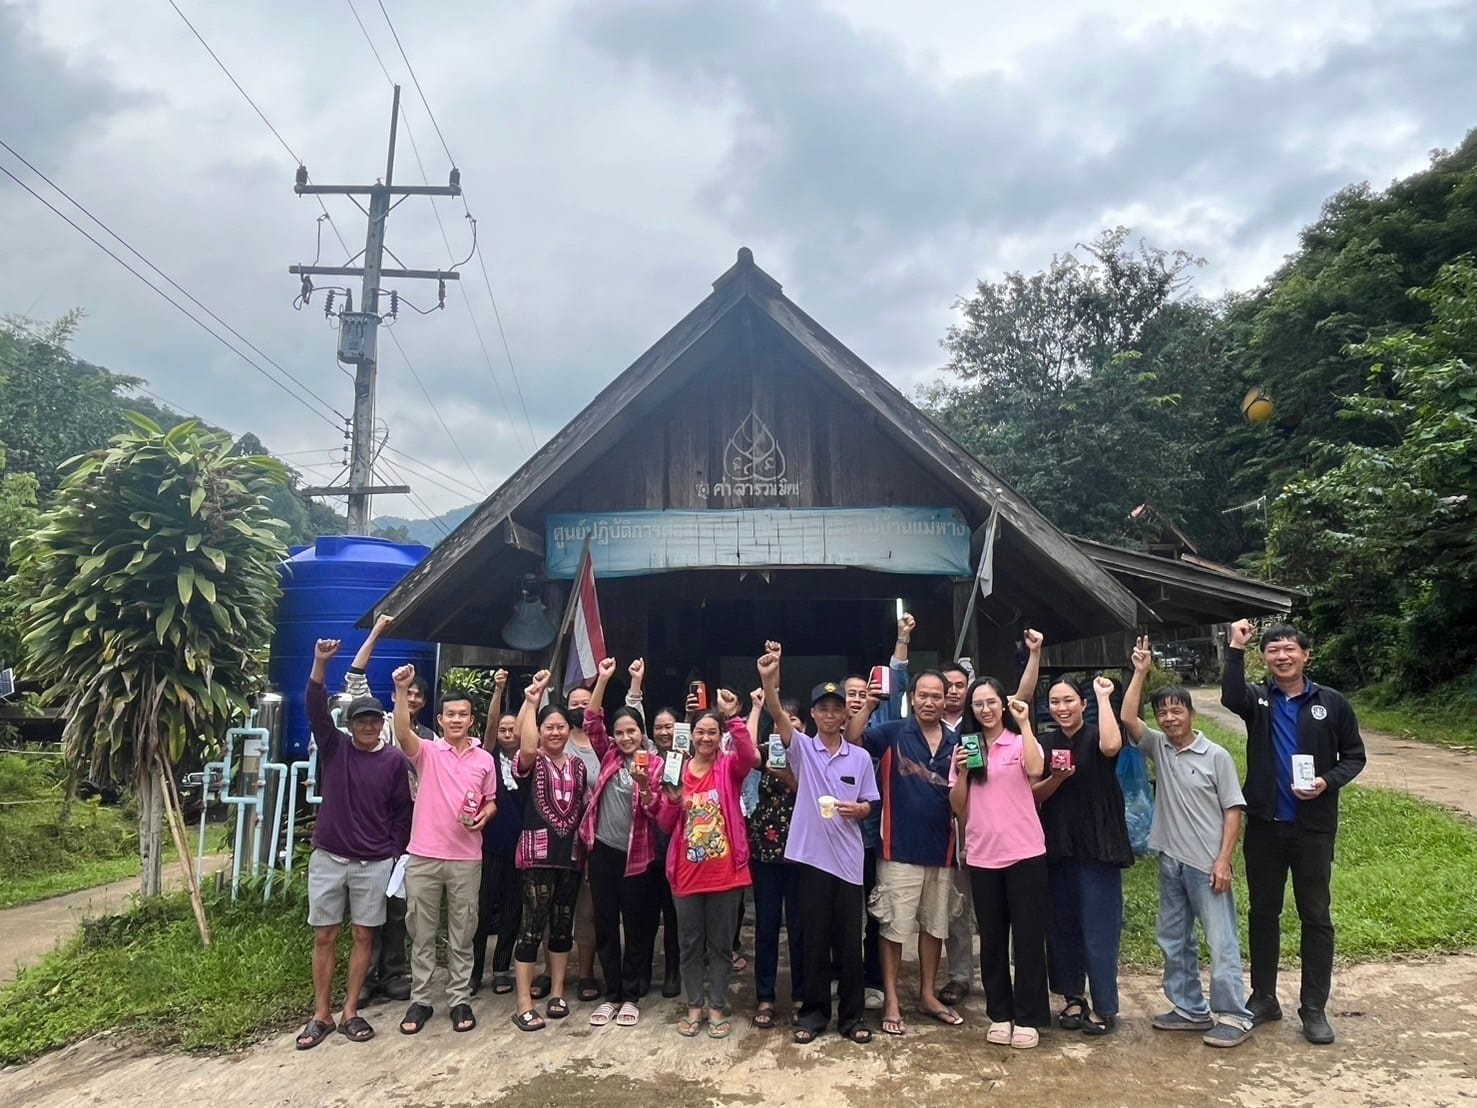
[372,250,1293,703]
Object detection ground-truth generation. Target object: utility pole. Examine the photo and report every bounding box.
[289,85,462,534]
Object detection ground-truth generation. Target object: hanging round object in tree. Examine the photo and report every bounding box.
[1240,386,1275,424]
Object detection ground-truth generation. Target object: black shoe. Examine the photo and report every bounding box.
[637,976,651,998]
[1299,1007,1335,1045]
[1247,992,1282,1026]
[382,975,412,1002]
[661,970,681,998]
[357,982,378,1008]
[469,974,484,997]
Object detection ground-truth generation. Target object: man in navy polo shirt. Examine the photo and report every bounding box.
[761,647,880,1045]
[845,669,962,1036]
[1222,620,1365,1045]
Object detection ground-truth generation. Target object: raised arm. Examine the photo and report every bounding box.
[1093,675,1123,756]
[747,686,766,749]
[585,657,617,759]
[487,668,507,733]
[1009,696,1045,779]
[391,664,423,763]
[625,657,646,712]
[846,675,882,750]
[757,644,794,746]
[1014,627,1044,703]
[716,688,759,777]
[1120,636,1152,743]
[517,669,553,773]
[1220,619,1257,720]
[306,638,345,755]
[351,612,396,672]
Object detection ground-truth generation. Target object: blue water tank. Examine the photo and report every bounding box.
[268,535,437,759]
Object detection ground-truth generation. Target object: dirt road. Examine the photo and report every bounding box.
[1189,687,1477,821]
[1,954,1474,1107]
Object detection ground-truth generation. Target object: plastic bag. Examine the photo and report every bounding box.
[1117,743,1154,857]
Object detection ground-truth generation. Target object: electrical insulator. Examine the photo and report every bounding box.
[295,164,309,188]
[344,290,353,312]
[299,274,312,303]
[389,290,399,319]
[438,278,446,308]
[324,290,336,318]
[449,167,460,190]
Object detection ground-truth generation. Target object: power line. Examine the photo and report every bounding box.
[379,450,481,503]
[380,443,481,497]
[380,326,487,492]
[0,160,344,432]
[376,455,451,537]
[361,0,539,452]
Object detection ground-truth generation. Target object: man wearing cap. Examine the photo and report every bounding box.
[391,666,498,1037]
[295,638,414,1050]
[760,647,880,1044]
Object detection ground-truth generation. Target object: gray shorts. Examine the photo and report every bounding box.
[307,849,394,927]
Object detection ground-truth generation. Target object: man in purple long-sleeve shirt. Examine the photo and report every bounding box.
[295,638,414,1050]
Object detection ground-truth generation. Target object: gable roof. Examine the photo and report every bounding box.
[371,249,1140,640]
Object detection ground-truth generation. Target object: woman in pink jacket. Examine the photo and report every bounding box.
[657,687,759,1038]
[580,656,665,1028]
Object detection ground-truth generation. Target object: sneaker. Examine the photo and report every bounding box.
[1152,1010,1215,1032]
[864,988,884,1011]
[1299,1007,1335,1045]
[1247,992,1282,1026]
[1203,1021,1252,1048]
[986,1020,1013,1045]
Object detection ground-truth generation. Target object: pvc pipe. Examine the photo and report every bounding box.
[261,762,288,900]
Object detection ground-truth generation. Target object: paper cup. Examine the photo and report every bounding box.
[818,794,837,819]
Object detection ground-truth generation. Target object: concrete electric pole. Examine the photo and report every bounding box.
[289,85,462,534]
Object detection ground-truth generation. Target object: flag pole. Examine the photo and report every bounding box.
[548,537,591,695]
[953,502,999,661]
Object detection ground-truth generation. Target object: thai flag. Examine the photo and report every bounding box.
[563,545,606,693]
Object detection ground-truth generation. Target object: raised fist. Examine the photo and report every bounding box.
[1229,620,1254,650]
[897,613,916,639]
[392,663,415,688]
[492,668,508,689]
[628,658,645,681]
[314,638,342,661]
[374,613,396,634]
[597,657,617,680]
[757,652,779,680]
[716,688,740,719]
[1023,628,1044,652]
[1007,697,1032,724]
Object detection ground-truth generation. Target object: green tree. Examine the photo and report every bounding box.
[15,414,289,897]
[1267,257,1477,691]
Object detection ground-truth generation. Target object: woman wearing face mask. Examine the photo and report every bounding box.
[645,706,683,997]
[509,669,590,1032]
[471,669,524,996]
[579,657,665,1028]
[1032,673,1129,1036]
[656,688,760,1038]
[949,677,1048,1049]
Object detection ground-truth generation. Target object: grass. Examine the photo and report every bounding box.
[1350,682,1477,750]
[1118,717,1477,967]
[0,877,326,1065]
[0,855,152,910]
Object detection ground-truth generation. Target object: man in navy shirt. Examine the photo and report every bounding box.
[1222,620,1365,1045]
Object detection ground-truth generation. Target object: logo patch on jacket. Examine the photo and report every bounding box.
[1311,705,1327,720]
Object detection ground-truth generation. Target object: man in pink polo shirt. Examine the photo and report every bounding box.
[391,664,497,1037]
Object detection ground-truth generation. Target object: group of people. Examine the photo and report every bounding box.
[294,611,1364,1055]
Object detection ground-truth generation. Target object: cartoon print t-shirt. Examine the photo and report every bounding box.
[672,762,749,896]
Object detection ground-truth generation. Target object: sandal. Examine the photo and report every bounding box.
[730,952,749,973]
[919,1005,965,1026]
[492,972,514,995]
[986,1020,1013,1045]
[589,1001,617,1027]
[937,980,967,1007]
[846,1025,873,1044]
[678,1014,704,1037]
[753,1005,777,1030]
[1011,1025,1040,1049]
[708,1015,733,1038]
[530,974,551,1000]
[880,1016,906,1036]
[399,1003,433,1035]
[616,1002,640,1027]
[450,1003,476,1033]
[1058,996,1087,1031]
[294,1017,335,1050]
[511,1009,545,1032]
[546,996,570,1019]
[792,1026,818,1044]
[577,977,602,1002]
[338,1015,374,1042]
[1082,1013,1116,1036]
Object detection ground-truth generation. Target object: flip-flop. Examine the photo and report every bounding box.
[677,1014,704,1037]
[450,1003,476,1033]
[708,1016,733,1039]
[295,1017,335,1050]
[511,1009,545,1032]
[730,953,749,973]
[589,1002,617,1027]
[919,1006,964,1026]
[399,1003,433,1035]
[338,1015,374,1042]
[880,1017,906,1036]
[615,1002,640,1027]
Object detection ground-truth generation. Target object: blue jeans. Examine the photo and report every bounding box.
[751,858,803,1005]
[1046,858,1123,1018]
[1156,854,1252,1028]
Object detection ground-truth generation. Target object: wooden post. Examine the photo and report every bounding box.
[157,751,212,947]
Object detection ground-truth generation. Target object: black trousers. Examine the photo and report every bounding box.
[970,857,1050,1027]
[472,848,521,979]
[369,894,408,984]
[1244,816,1336,1012]
[588,839,663,1002]
[648,868,680,984]
[797,863,866,1035]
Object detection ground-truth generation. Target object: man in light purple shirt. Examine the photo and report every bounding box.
[760,645,879,1046]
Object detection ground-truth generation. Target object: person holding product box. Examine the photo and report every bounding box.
[1222,620,1366,1045]
[949,678,1049,1049]
[761,644,881,1045]
[655,685,760,1038]
[579,657,666,1028]
[1032,661,1133,1037]
[1122,640,1254,1049]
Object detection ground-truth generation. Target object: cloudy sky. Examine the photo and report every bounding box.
[3,0,1472,517]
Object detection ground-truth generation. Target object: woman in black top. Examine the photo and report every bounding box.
[1032,675,1131,1035]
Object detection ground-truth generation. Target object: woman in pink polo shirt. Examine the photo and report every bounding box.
[949,676,1048,1049]
[656,689,759,1038]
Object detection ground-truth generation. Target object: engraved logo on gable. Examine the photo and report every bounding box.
[724,409,785,482]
